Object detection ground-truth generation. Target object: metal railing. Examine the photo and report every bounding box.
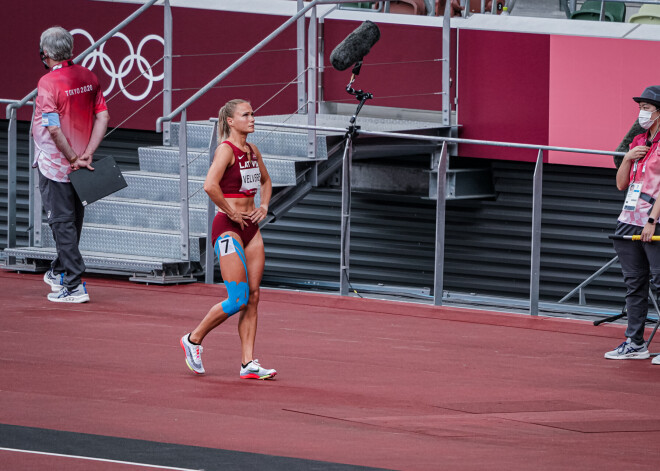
[4,0,170,256]
[254,119,626,315]
[156,0,454,264]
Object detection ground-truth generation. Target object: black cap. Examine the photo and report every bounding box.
[633,86,660,109]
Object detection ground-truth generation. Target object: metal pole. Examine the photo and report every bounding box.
[599,0,606,20]
[6,108,17,250]
[205,121,218,284]
[29,103,41,247]
[442,0,451,126]
[433,143,448,306]
[558,256,619,303]
[530,149,543,316]
[308,6,318,169]
[339,135,353,296]
[318,18,325,105]
[297,0,307,114]
[179,110,190,261]
[157,0,321,132]
[163,0,173,145]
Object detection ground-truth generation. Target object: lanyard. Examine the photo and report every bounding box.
[632,158,647,184]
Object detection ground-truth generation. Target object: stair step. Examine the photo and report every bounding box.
[41,223,202,261]
[2,246,187,273]
[171,123,330,158]
[85,198,209,233]
[116,172,207,206]
[138,146,300,185]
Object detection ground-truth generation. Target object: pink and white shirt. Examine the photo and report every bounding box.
[32,61,107,183]
[618,132,660,226]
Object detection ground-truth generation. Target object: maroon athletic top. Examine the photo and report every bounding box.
[219,140,260,198]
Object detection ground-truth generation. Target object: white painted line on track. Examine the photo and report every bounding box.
[0,447,203,471]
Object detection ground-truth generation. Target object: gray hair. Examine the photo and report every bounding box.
[40,26,73,61]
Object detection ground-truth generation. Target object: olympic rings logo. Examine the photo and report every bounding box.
[71,28,164,102]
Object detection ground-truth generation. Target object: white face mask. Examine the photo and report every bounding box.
[639,109,658,130]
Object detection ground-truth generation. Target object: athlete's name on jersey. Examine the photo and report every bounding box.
[64,84,94,97]
[242,172,261,184]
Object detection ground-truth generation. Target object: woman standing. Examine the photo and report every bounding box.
[607,86,660,364]
[181,99,276,379]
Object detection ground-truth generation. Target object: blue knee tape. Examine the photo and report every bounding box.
[222,279,249,316]
[216,235,249,316]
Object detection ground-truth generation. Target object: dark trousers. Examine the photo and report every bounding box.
[612,222,660,345]
[39,169,86,289]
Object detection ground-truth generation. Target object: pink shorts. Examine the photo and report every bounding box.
[211,212,259,247]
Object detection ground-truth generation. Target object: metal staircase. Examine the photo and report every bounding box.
[2,113,455,283]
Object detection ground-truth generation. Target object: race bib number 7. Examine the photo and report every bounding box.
[217,237,236,257]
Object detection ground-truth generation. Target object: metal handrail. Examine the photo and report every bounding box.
[0,99,33,106]
[5,0,160,119]
[156,0,365,133]
[4,0,163,253]
[253,119,625,314]
[255,120,627,156]
[161,0,454,264]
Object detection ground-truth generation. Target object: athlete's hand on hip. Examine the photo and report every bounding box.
[247,205,268,224]
[228,210,246,229]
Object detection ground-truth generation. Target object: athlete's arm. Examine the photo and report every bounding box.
[204,143,245,229]
[247,144,272,224]
[75,110,110,171]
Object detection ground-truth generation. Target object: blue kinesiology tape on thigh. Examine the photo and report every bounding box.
[215,235,249,316]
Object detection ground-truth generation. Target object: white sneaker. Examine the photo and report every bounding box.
[47,283,90,303]
[240,359,276,380]
[180,334,205,374]
[604,338,650,360]
[43,269,64,292]
[652,355,660,365]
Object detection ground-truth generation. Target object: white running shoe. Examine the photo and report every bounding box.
[240,359,276,380]
[47,283,90,303]
[43,269,64,292]
[180,334,205,374]
[604,338,650,360]
[652,355,660,365]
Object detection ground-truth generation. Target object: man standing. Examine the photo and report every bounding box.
[34,26,109,303]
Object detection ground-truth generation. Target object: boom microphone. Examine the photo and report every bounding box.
[329,21,381,72]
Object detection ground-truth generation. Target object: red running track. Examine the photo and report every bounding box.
[1,270,660,470]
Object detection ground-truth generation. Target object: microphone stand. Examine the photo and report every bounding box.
[339,61,373,296]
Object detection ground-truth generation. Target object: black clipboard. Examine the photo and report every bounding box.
[69,156,127,206]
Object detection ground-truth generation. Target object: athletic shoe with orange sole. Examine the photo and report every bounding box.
[240,359,276,380]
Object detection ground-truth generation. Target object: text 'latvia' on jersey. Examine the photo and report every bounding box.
[239,157,260,196]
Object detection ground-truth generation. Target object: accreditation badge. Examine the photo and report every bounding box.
[623,182,643,211]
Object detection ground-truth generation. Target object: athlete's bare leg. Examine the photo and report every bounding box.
[238,231,265,365]
[189,231,246,344]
